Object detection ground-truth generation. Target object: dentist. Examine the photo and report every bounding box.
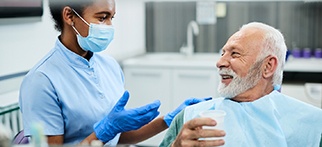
[19,0,210,146]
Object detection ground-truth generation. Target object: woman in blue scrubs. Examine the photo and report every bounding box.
[19,0,209,146]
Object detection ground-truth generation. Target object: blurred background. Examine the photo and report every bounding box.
[145,1,322,53]
[0,0,321,146]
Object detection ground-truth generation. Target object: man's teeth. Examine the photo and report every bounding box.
[222,75,233,79]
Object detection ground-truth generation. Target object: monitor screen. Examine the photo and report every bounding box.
[0,0,43,18]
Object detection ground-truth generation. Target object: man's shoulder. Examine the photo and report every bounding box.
[183,97,225,122]
[272,91,321,111]
[186,97,225,110]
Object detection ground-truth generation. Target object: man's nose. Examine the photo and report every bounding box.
[216,55,229,69]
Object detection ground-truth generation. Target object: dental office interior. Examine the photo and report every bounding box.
[0,0,321,146]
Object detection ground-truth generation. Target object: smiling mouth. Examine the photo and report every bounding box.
[221,74,233,80]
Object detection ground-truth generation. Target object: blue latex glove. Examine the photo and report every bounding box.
[94,91,160,142]
[163,97,212,127]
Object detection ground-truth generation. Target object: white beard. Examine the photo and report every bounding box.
[218,61,263,98]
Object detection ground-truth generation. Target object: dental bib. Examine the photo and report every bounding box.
[184,90,322,147]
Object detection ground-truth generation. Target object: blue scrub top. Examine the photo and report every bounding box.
[19,38,125,145]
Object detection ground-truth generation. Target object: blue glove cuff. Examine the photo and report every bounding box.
[93,121,115,143]
[164,112,175,127]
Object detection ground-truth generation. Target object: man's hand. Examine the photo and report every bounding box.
[172,117,225,147]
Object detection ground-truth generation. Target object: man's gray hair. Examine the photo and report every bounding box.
[240,22,287,86]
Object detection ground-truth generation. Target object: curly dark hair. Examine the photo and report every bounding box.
[48,0,94,32]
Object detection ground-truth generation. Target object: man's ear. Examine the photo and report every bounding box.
[262,55,278,79]
[62,6,74,26]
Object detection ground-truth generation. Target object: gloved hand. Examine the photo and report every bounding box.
[94,91,160,142]
[164,97,212,127]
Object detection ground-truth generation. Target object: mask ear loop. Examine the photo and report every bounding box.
[72,9,90,26]
[71,21,81,36]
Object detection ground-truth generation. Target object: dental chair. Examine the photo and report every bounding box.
[12,130,29,144]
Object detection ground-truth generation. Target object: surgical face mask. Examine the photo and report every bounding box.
[71,9,114,52]
[218,60,263,98]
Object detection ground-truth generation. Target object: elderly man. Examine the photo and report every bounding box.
[160,22,322,147]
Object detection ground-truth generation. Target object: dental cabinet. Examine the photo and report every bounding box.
[122,53,220,115]
[123,66,218,113]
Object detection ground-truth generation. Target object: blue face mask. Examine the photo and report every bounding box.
[71,9,114,52]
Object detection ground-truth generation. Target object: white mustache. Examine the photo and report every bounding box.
[218,68,237,77]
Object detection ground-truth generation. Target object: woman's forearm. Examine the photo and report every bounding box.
[118,116,168,144]
[80,132,100,145]
[80,117,168,145]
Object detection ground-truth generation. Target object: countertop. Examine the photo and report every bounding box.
[122,53,322,72]
[283,57,322,72]
[122,53,220,69]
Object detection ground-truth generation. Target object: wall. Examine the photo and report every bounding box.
[105,0,146,60]
[0,0,146,77]
[0,0,57,77]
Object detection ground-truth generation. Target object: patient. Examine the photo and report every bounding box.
[160,22,322,147]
